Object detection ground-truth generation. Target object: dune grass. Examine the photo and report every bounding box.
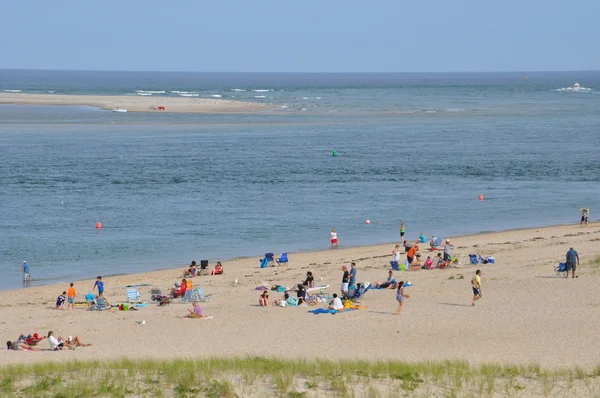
[0,357,599,397]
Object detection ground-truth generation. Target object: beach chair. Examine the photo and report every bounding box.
[555,262,567,277]
[265,253,275,266]
[275,253,289,265]
[469,254,479,265]
[181,289,196,303]
[430,237,443,250]
[127,287,141,303]
[195,287,212,302]
[150,286,163,301]
[92,297,110,311]
[200,260,209,275]
[390,261,400,271]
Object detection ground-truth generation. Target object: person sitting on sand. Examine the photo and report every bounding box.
[259,291,269,307]
[328,293,344,310]
[296,284,307,301]
[185,302,208,318]
[435,252,444,268]
[47,331,91,350]
[418,232,427,243]
[210,262,223,275]
[375,271,397,289]
[56,291,66,309]
[6,339,40,351]
[285,292,299,306]
[424,256,434,269]
[304,271,314,288]
[171,280,187,298]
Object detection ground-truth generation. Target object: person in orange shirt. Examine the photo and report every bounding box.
[407,245,419,264]
[67,283,76,311]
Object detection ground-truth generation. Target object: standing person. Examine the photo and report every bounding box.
[471,270,482,306]
[443,239,454,262]
[22,261,31,282]
[67,283,76,310]
[394,281,410,315]
[92,276,104,297]
[565,247,580,279]
[340,265,350,295]
[399,223,405,244]
[407,245,418,264]
[349,262,357,290]
[330,229,339,247]
[580,207,590,226]
[392,244,402,263]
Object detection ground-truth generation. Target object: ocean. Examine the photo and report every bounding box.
[1,70,599,290]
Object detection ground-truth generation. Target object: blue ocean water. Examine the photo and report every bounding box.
[1,70,599,290]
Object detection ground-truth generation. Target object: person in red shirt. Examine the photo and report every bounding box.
[171,279,188,298]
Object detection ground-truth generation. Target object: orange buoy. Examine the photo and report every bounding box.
[96,221,103,229]
[478,195,484,201]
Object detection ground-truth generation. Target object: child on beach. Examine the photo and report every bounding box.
[580,207,590,226]
[399,223,405,243]
[259,291,269,307]
[67,283,76,311]
[392,244,401,263]
[330,229,339,247]
[341,265,350,294]
[55,291,66,309]
[471,270,482,306]
[394,281,410,315]
[92,276,104,297]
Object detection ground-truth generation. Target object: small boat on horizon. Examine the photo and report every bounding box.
[573,83,581,91]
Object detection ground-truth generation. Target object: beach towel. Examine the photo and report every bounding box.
[308,307,359,315]
[255,286,268,291]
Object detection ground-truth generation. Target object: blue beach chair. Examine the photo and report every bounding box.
[276,253,289,265]
[127,287,141,303]
[469,254,478,265]
[555,262,567,277]
[265,253,275,266]
[390,261,400,271]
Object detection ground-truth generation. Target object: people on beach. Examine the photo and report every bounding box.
[297,284,307,301]
[407,245,418,264]
[330,229,339,247]
[424,256,434,269]
[92,276,104,297]
[259,291,269,307]
[341,265,350,294]
[394,281,409,315]
[22,261,31,282]
[67,283,76,311]
[375,271,397,289]
[418,232,427,243]
[6,339,40,351]
[210,262,223,275]
[349,262,357,290]
[435,252,444,268]
[56,291,66,309]
[399,223,405,243]
[328,293,344,310]
[565,247,580,278]
[47,330,91,350]
[443,239,454,261]
[171,280,187,298]
[580,207,589,226]
[304,271,314,288]
[85,293,96,308]
[392,244,401,263]
[471,270,482,306]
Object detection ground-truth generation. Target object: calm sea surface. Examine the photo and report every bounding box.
[1,70,599,289]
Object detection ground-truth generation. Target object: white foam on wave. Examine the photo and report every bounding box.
[171,90,191,94]
[136,90,166,94]
[179,93,199,97]
[253,89,272,92]
[210,94,222,98]
[3,89,22,93]
[231,88,246,92]
[554,86,593,92]
[137,92,153,96]
[302,97,309,100]
[254,95,266,98]
[47,90,55,93]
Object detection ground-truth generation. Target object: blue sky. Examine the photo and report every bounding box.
[2,0,599,72]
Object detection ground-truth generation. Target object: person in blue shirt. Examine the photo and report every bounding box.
[565,248,580,279]
[93,276,104,297]
[22,261,31,282]
[418,232,427,243]
[349,262,357,290]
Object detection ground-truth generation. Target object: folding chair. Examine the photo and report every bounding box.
[276,253,288,265]
[555,262,567,277]
[390,261,400,271]
[127,287,141,303]
[265,253,275,266]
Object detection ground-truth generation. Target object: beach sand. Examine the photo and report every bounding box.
[0,92,274,113]
[1,223,599,368]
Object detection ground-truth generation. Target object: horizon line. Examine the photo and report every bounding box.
[1,68,600,74]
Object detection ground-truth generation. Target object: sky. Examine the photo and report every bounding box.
[2,0,599,72]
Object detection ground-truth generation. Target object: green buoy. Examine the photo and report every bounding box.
[332,150,337,157]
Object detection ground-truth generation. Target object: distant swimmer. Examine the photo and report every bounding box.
[580,207,590,226]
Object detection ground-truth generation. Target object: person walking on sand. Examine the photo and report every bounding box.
[92,276,104,297]
[392,244,401,263]
[580,207,590,226]
[67,283,76,310]
[398,223,405,244]
[471,270,482,306]
[394,281,409,315]
[443,239,454,262]
[565,247,580,278]
[330,229,339,247]
[22,261,31,282]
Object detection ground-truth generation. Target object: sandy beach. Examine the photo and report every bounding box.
[1,223,599,369]
[0,92,273,113]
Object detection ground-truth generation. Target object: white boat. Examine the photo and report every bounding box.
[573,83,581,91]
[112,108,127,113]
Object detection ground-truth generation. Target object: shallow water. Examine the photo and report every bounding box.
[1,71,599,289]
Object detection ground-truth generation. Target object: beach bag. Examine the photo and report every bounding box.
[343,299,352,308]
